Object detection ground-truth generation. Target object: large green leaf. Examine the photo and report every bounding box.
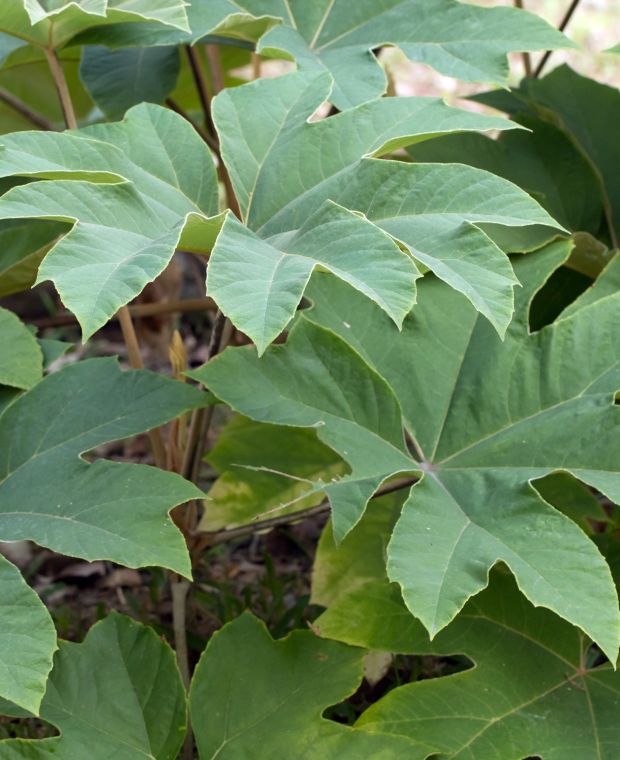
[473,65,620,247]
[0,306,42,390]
[79,44,180,117]
[210,70,560,341]
[202,415,344,531]
[0,554,56,714]
[314,511,620,759]
[199,239,620,660]
[0,357,205,576]
[189,611,419,759]
[357,575,620,760]
[1,0,189,48]
[0,612,186,759]
[245,0,573,109]
[0,103,219,338]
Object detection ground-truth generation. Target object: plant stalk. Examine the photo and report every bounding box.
[44,47,77,129]
[534,0,581,78]
[0,86,55,130]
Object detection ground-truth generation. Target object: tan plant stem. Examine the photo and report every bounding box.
[251,52,261,80]
[534,0,581,78]
[44,47,77,129]
[0,86,55,130]
[117,306,168,469]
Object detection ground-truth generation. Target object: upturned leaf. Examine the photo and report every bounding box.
[188,612,419,759]
[0,613,186,759]
[0,554,56,714]
[1,0,189,49]
[0,357,206,576]
[199,238,620,660]
[0,306,42,390]
[0,103,219,339]
[210,70,560,343]
[247,0,573,109]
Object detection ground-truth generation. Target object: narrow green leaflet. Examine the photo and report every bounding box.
[189,612,419,759]
[200,238,620,660]
[0,357,206,576]
[357,576,620,760]
[246,0,573,109]
[202,416,344,532]
[80,45,180,117]
[0,103,219,338]
[1,0,189,48]
[211,70,559,341]
[0,613,186,759]
[0,554,56,714]
[190,320,414,540]
[208,201,418,353]
[0,307,42,390]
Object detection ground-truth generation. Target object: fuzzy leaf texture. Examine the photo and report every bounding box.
[0,357,206,576]
[0,613,186,759]
[197,239,620,660]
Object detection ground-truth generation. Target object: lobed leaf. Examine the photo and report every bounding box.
[0,613,186,759]
[189,612,420,759]
[0,357,207,576]
[201,239,620,659]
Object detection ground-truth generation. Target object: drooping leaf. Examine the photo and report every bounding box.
[0,103,219,338]
[0,612,186,759]
[210,70,560,340]
[0,554,56,714]
[0,306,42,390]
[202,415,344,532]
[188,611,420,759]
[0,0,189,49]
[0,357,206,576]
[200,238,620,660]
[242,0,573,109]
[80,45,180,117]
[208,200,418,353]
